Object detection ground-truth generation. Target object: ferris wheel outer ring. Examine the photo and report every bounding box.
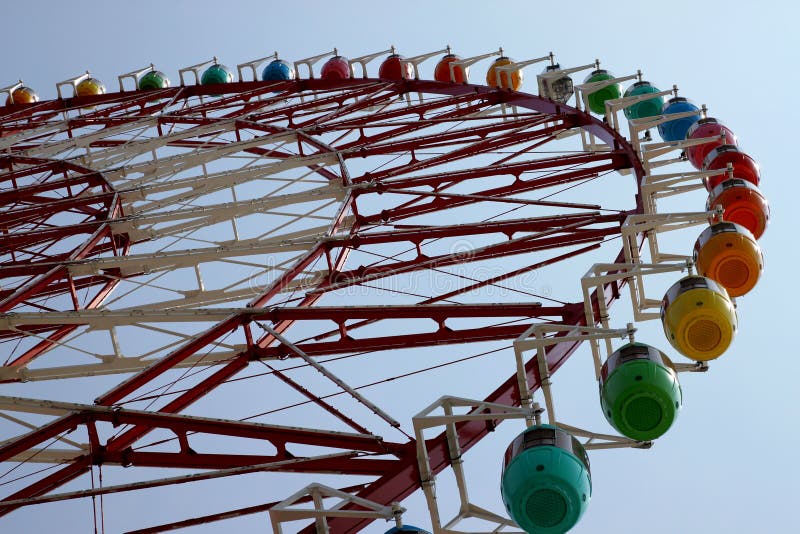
[0,77,647,530]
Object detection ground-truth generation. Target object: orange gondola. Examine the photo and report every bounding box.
[693,222,763,297]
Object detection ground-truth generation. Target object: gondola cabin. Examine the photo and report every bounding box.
[583,69,621,115]
[200,64,233,85]
[261,59,295,81]
[657,96,700,142]
[433,53,468,83]
[661,276,737,361]
[599,343,682,441]
[75,77,106,97]
[486,56,522,90]
[686,117,737,170]
[706,179,769,239]
[623,81,664,120]
[6,86,39,105]
[320,55,351,80]
[138,70,170,90]
[378,54,413,80]
[693,222,763,297]
[501,425,591,534]
[703,145,760,191]
[539,63,573,104]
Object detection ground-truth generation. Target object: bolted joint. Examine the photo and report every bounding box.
[91,445,107,466]
[120,447,134,467]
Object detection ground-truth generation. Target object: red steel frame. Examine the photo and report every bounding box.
[0,77,645,531]
[0,156,129,369]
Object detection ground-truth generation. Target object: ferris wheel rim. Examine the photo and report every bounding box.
[0,76,647,530]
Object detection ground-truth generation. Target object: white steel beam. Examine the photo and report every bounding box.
[4,228,326,277]
[0,121,70,151]
[73,119,243,171]
[22,118,158,159]
[119,159,331,210]
[102,129,303,183]
[5,449,86,464]
[0,452,360,508]
[0,350,244,382]
[0,396,380,440]
[111,183,344,234]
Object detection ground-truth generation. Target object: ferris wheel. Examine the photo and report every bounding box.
[0,45,768,533]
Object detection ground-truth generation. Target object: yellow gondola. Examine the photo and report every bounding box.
[75,77,106,98]
[661,276,737,361]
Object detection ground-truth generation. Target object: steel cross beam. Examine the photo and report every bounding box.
[0,397,402,462]
[355,160,628,224]
[0,312,568,384]
[356,125,577,184]
[338,114,551,156]
[0,79,300,139]
[358,150,625,188]
[1,212,606,279]
[0,303,554,329]
[315,228,620,294]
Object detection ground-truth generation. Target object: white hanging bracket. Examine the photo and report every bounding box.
[0,80,24,103]
[621,210,720,267]
[349,46,395,78]
[580,261,691,373]
[117,64,157,92]
[514,323,632,421]
[639,132,729,176]
[641,165,734,213]
[536,59,595,94]
[56,71,91,99]
[447,47,504,83]
[294,48,337,79]
[269,483,402,534]
[493,53,551,89]
[237,52,279,82]
[401,46,451,80]
[413,396,537,534]
[627,87,705,156]
[178,57,217,86]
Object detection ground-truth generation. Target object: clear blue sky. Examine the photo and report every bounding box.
[1,1,798,532]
